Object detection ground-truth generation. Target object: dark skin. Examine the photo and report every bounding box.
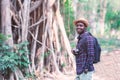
[72,22,88,73]
[75,22,86,34]
[71,22,86,54]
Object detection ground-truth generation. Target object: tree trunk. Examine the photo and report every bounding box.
[21,0,30,42]
[0,0,1,32]
[53,20,61,53]
[99,0,107,36]
[55,4,75,69]
[1,0,13,47]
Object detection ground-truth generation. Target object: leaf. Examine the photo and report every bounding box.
[19,50,25,55]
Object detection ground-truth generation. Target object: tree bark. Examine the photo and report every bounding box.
[53,19,61,53]
[100,0,107,36]
[55,3,75,69]
[0,0,1,32]
[20,0,32,75]
[1,0,13,47]
[48,7,61,74]
[21,0,30,42]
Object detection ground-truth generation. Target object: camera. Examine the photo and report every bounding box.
[72,48,79,54]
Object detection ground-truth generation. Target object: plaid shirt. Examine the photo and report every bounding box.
[75,31,95,75]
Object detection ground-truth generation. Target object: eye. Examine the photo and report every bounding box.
[76,24,84,27]
[79,24,84,26]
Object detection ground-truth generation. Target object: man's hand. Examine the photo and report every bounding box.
[84,69,88,74]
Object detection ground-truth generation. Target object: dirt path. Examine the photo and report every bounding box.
[93,49,120,80]
[44,50,120,80]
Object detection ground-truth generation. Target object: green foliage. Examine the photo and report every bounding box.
[61,63,66,67]
[70,41,76,48]
[105,2,120,30]
[44,51,51,57]
[0,46,16,75]
[98,37,120,52]
[0,34,7,44]
[25,72,36,79]
[15,41,30,69]
[61,0,75,38]
[0,34,29,76]
[78,0,88,2]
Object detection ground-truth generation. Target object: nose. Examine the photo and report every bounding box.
[76,26,82,29]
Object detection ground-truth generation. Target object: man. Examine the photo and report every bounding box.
[72,18,95,80]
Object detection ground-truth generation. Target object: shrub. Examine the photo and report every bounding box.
[0,34,29,76]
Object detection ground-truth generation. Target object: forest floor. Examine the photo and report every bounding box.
[44,49,120,80]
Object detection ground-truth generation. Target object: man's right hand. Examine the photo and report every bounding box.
[84,69,88,74]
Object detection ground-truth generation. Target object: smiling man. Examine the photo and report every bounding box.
[72,18,95,80]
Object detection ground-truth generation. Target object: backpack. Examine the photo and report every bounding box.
[89,33,101,64]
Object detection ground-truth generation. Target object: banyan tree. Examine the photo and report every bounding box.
[0,0,75,80]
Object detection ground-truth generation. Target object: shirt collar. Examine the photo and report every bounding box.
[77,31,88,39]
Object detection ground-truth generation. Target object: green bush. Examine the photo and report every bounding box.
[98,37,120,52]
[105,3,120,30]
[0,34,29,76]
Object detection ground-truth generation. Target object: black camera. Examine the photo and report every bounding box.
[73,48,79,54]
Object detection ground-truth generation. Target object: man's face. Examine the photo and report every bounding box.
[75,22,86,34]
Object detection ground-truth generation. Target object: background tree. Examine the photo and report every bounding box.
[60,0,75,39]
[0,0,74,80]
[1,0,13,47]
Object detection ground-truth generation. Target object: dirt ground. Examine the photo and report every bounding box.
[44,49,120,80]
[93,49,120,80]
